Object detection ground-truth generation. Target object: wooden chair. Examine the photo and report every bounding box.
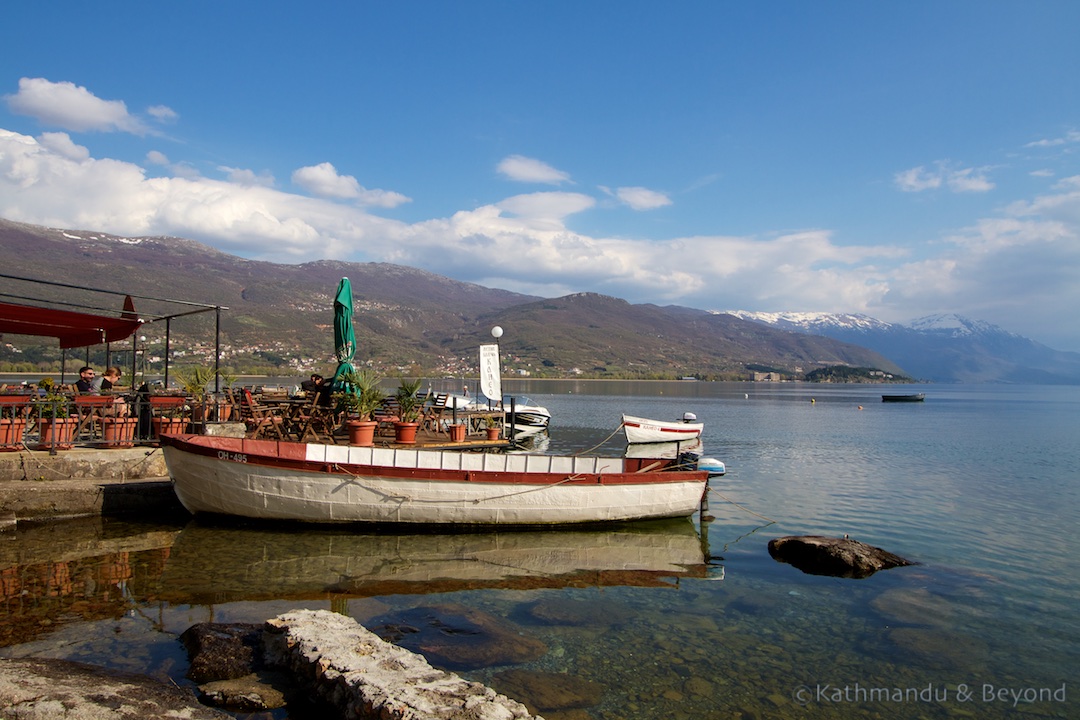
[73,395,118,441]
[237,389,285,440]
[372,397,401,436]
[420,393,450,434]
[291,395,339,444]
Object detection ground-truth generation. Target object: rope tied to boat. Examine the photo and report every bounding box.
[330,464,587,504]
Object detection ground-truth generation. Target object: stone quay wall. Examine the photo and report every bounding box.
[0,446,181,527]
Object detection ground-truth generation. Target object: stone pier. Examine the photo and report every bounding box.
[264,610,542,720]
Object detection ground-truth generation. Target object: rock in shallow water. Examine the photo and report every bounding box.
[492,669,605,712]
[767,535,915,578]
[373,603,547,669]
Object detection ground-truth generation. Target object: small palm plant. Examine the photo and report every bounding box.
[395,378,424,424]
[336,369,384,421]
[174,366,215,398]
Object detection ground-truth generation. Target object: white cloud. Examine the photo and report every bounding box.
[146,150,170,166]
[496,155,571,184]
[1023,130,1080,148]
[291,162,409,207]
[497,192,595,221]
[4,77,151,135]
[147,105,178,123]
[894,166,942,192]
[2,124,1079,351]
[895,162,994,193]
[614,186,672,211]
[37,132,89,161]
[221,166,275,187]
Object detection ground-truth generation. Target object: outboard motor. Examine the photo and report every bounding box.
[682,412,697,423]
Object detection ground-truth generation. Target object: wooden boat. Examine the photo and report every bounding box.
[622,413,704,444]
[160,434,708,525]
[881,393,926,403]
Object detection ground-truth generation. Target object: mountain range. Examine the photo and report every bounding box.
[2,217,1076,384]
[724,311,1080,384]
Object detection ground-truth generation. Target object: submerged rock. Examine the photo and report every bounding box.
[373,603,547,669]
[180,622,299,711]
[767,535,915,578]
[492,669,605,713]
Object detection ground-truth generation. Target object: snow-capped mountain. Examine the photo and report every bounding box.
[720,311,1080,384]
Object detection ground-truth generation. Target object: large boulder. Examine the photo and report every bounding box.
[768,535,915,578]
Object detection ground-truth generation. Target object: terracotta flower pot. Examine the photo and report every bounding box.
[36,417,77,451]
[347,419,377,447]
[0,418,27,451]
[394,421,419,445]
[485,427,500,441]
[152,417,187,441]
[449,424,466,443]
[102,417,138,448]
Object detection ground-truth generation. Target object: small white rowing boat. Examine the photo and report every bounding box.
[161,434,708,526]
[622,413,704,444]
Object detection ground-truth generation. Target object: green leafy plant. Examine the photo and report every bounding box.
[174,366,215,398]
[37,377,71,419]
[335,369,384,421]
[395,378,424,424]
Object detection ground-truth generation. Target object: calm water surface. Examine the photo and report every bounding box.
[1,381,1077,719]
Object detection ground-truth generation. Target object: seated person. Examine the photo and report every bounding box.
[312,375,334,407]
[100,367,129,416]
[300,374,320,393]
[75,366,98,393]
[100,366,124,391]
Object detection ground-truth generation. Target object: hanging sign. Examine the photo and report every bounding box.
[479,343,502,402]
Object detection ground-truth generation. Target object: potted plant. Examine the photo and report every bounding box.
[35,377,76,450]
[0,394,30,451]
[336,369,384,446]
[213,370,238,421]
[393,378,423,444]
[484,414,501,441]
[175,366,214,427]
[101,414,137,447]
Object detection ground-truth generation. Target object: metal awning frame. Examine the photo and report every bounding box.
[0,273,227,392]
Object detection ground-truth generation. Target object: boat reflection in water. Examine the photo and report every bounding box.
[160,517,711,604]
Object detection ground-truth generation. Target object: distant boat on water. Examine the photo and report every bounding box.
[622,413,704,444]
[882,393,926,403]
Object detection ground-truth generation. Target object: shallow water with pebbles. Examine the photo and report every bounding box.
[1,382,1077,719]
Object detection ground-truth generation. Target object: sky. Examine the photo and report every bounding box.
[2,2,1079,351]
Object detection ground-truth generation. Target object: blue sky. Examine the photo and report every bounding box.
[3,2,1080,351]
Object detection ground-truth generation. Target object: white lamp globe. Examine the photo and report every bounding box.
[491,326,504,339]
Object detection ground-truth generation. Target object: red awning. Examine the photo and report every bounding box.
[0,298,143,349]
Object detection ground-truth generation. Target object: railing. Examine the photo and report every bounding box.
[0,391,236,451]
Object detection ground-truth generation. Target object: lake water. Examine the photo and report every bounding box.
[1,381,1077,719]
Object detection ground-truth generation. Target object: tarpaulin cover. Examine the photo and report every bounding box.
[0,298,143,349]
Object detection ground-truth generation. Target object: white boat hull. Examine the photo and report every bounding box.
[162,435,707,526]
[622,414,704,444]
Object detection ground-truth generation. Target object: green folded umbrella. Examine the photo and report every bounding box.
[331,277,355,389]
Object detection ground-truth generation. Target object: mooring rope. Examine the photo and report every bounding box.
[331,464,589,504]
[576,424,626,456]
[709,487,777,523]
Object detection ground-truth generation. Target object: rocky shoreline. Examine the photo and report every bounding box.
[2,610,544,719]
